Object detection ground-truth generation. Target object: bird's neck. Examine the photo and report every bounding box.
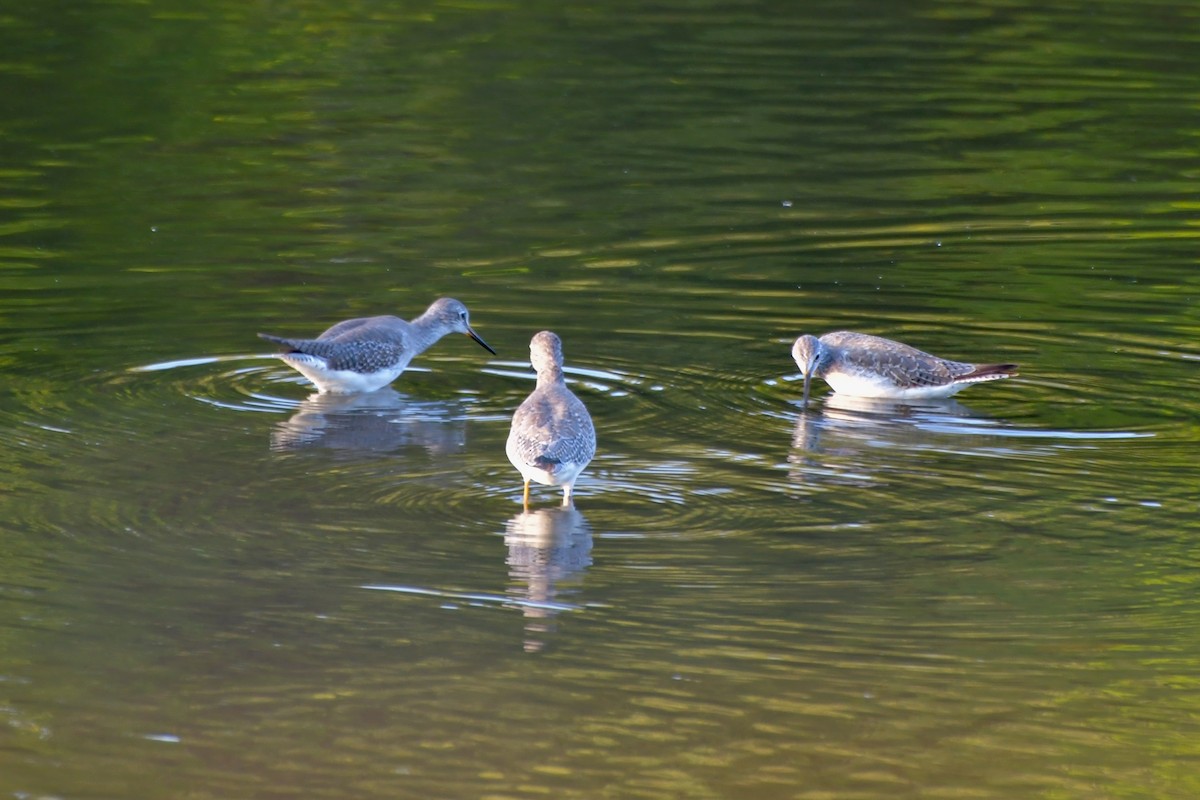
[536,366,565,388]
[408,313,446,351]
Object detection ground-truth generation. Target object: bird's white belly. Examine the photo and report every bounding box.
[824,371,964,400]
[282,354,405,394]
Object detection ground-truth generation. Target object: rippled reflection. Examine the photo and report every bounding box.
[788,394,998,488]
[503,505,593,653]
[793,393,981,445]
[787,390,1153,495]
[268,388,467,455]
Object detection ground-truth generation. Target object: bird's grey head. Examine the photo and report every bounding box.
[425,297,473,331]
[791,334,825,407]
[529,330,564,375]
[791,334,825,376]
[425,297,496,355]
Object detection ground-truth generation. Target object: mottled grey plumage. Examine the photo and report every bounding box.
[259,297,494,394]
[506,331,596,507]
[792,331,1018,404]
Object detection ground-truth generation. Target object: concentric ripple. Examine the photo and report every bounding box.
[133,353,333,414]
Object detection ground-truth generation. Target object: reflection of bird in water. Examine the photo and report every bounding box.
[504,505,593,653]
[789,394,980,487]
[506,331,596,507]
[791,331,1017,406]
[259,297,495,394]
[819,392,975,421]
[270,388,466,455]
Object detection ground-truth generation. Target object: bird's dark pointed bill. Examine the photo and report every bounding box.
[801,372,812,407]
[467,328,496,355]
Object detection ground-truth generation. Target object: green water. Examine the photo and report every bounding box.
[2,0,1200,797]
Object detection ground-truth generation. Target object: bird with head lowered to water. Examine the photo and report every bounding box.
[791,331,1018,406]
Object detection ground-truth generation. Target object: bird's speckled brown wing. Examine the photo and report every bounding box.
[821,331,979,389]
[507,385,596,470]
[259,331,409,373]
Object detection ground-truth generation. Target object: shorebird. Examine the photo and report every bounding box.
[791,331,1018,405]
[259,297,494,394]
[506,331,596,507]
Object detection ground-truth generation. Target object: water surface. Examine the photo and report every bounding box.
[2,0,1200,798]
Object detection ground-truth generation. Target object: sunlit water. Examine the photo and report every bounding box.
[3,0,1200,798]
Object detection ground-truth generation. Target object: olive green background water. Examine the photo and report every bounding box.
[2,0,1199,797]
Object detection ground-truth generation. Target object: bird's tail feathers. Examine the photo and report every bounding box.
[961,363,1019,382]
[259,333,337,359]
[259,332,299,348]
[531,456,564,473]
